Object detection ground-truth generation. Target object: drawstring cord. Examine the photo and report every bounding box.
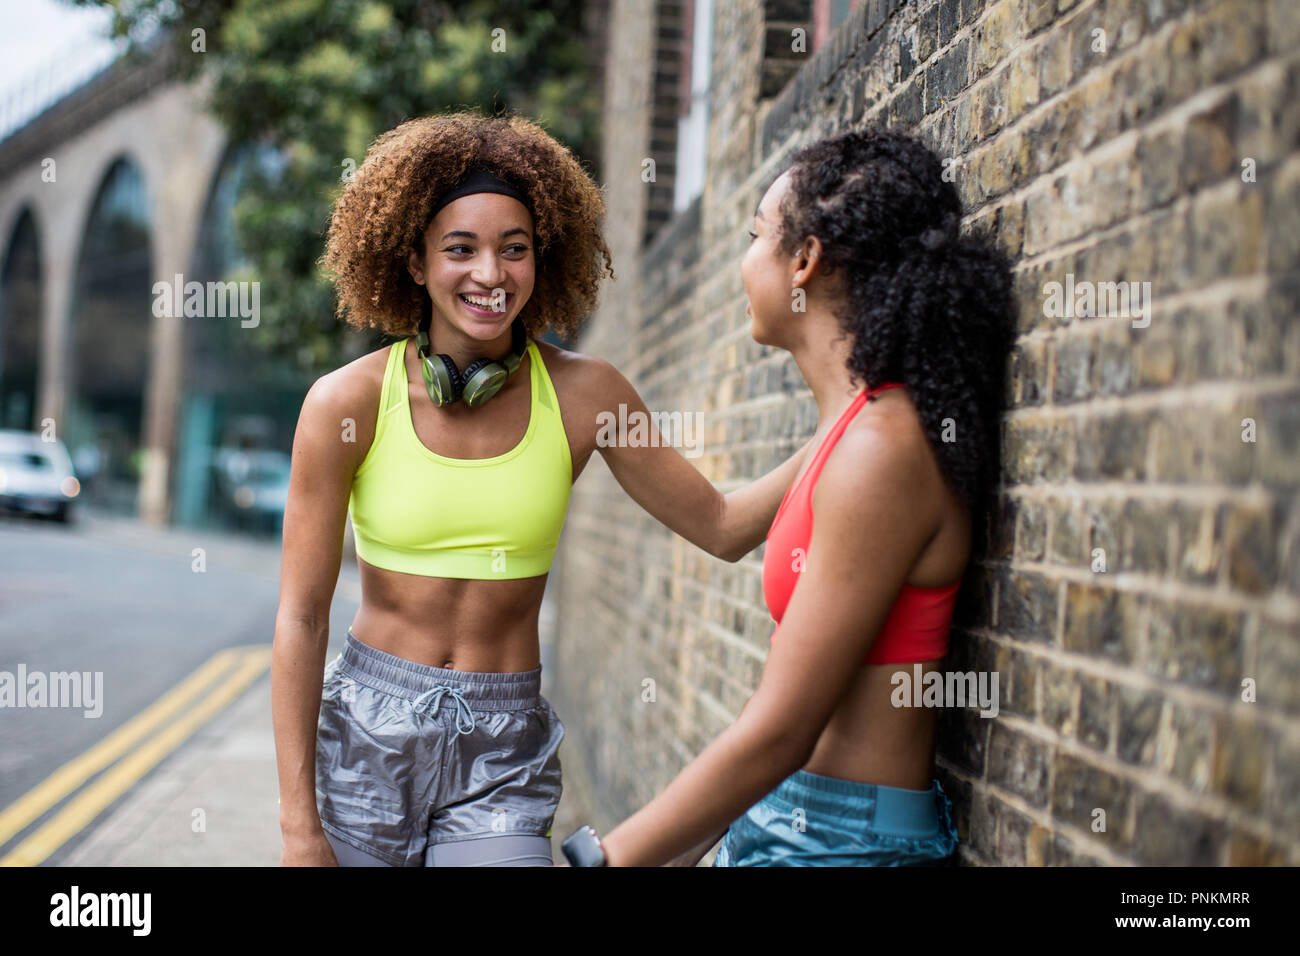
[411,685,476,735]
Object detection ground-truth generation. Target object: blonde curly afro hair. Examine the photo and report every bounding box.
[322,110,614,340]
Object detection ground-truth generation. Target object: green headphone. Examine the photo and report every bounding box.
[416,313,529,407]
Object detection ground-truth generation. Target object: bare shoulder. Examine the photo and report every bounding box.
[532,339,613,386]
[532,339,623,410]
[297,340,395,469]
[813,391,970,583]
[815,394,946,521]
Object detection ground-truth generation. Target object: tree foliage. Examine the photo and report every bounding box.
[67,0,602,370]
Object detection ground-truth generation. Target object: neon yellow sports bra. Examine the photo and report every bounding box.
[347,337,573,579]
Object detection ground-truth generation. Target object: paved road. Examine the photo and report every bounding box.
[0,506,360,865]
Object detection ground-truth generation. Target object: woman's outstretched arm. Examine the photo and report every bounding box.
[591,357,814,561]
[595,422,943,866]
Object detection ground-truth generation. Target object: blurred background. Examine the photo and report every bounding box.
[0,0,601,533]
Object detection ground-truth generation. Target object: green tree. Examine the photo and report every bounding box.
[68,0,602,370]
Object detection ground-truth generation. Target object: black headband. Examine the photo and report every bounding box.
[428,164,533,221]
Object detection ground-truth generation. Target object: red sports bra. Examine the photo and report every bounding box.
[763,383,961,666]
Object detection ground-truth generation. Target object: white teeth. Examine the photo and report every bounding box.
[460,294,501,308]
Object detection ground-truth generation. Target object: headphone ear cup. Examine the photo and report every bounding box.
[420,351,462,405]
[459,358,508,407]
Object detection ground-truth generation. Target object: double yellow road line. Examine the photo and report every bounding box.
[0,644,272,867]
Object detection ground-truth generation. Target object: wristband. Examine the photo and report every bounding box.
[561,825,607,867]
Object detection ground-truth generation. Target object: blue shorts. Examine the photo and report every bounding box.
[712,769,957,866]
[315,629,565,866]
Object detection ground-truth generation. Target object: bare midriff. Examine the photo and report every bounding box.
[349,557,550,673]
[800,660,944,791]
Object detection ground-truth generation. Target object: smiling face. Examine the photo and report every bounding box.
[406,191,535,342]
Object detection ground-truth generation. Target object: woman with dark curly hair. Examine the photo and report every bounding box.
[272,110,815,866]
[562,127,1015,867]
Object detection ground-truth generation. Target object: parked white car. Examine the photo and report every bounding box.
[0,429,80,522]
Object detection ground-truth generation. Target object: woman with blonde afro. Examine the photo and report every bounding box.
[272,110,813,866]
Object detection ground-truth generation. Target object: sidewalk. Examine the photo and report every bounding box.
[60,667,282,866]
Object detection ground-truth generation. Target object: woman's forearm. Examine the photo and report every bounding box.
[600,720,805,866]
[271,617,330,836]
[717,436,815,560]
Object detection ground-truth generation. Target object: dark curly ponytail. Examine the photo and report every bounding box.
[776,127,1015,520]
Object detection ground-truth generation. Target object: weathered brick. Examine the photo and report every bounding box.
[1132,791,1225,864]
[1212,709,1270,811]
[1052,750,1134,847]
[1115,684,1162,766]
[1253,391,1300,490]
[1077,673,1113,751]
[1149,404,1253,485]
[916,1,939,64]
[1011,337,1047,405]
[1047,495,1083,567]
[1038,659,1077,737]
[937,705,992,774]
[1016,495,1047,559]
[1254,614,1300,715]
[1173,500,1222,585]
[1156,701,1216,791]
[1052,332,1093,403]
[995,802,1034,863]
[1227,829,1291,865]
[967,788,999,857]
[1005,417,1073,484]
[1083,497,1124,573]
[1113,43,1172,133]
[1269,0,1300,55]
[1094,322,1136,396]
[1265,159,1300,276]
[973,71,1008,138]
[1191,183,1264,282]
[1135,122,1184,211]
[1037,19,1072,97]
[938,0,962,47]
[1075,410,1149,482]
[1001,644,1038,717]
[973,0,1022,77]
[1183,91,1241,193]
[996,568,1058,641]
[925,37,971,114]
[1121,498,1174,576]
[1190,0,1269,90]
[1063,582,1141,663]
[1021,0,1057,35]
[1145,599,1245,694]
[1221,500,1281,595]
[1266,733,1300,836]
[987,722,1052,805]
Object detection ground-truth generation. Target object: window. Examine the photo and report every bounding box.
[673,0,713,212]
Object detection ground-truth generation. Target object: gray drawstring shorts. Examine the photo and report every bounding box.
[315,629,565,866]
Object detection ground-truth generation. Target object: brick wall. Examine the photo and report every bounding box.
[551,0,1300,865]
